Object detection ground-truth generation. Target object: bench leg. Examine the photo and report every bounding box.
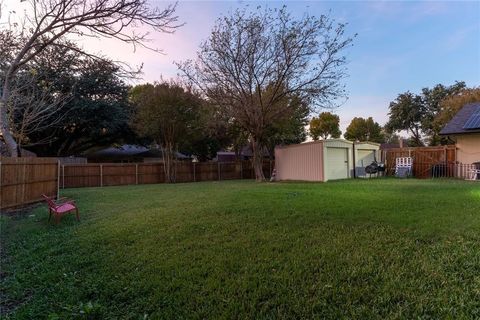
[55,213,61,224]
[48,209,52,222]
[75,208,80,222]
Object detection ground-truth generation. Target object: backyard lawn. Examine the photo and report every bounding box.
[1,179,480,319]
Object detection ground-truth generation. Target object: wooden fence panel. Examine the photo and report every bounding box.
[63,164,101,188]
[102,164,136,186]
[383,145,456,178]
[241,160,254,179]
[218,162,241,180]
[262,160,273,179]
[2,158,274,209]
[195,163,219,181]
[175,162,194,183]
[59,160,276,189]
[138,163,164,184]
[0,157,58,209]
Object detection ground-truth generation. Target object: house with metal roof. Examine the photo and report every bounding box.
[440,102,480,164]
[85,144,191,163]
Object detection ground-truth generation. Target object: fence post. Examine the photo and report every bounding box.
[62,165,65,189]
[57,160,60,200]
[193,162,196,182]
[174,161,176,183]
[21,160,27,205]
[135,164,139,185]
[100,164,103,187]
[218,162,221,181]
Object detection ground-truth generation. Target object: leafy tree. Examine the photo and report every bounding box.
[344,117,384,143]
[5,44,134,156]
[51,59,134,156]
[421,82,466,145]
[381,129,401,145]
[309,112,341,140]
[130,82,203,182]
[1,0,180,156]
[264,95,310,158]
[385,92,425,146]
[182,103,234,161]
[226,120,250,161]
[179,7,354,181]
[385,82,467,146]
[433,87,480,143]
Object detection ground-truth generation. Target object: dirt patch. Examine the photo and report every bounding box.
[1,203,44,220]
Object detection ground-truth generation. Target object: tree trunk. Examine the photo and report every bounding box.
[0,80,19,157]
[234,146,241,161]
[251,136,265,182]
[162,142,175,183]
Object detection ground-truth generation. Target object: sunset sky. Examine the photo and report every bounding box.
[4,0,480,133]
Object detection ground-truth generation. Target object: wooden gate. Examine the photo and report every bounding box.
[382,145,456,178]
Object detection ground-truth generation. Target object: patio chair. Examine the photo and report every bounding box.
[42,194,80,224]
[466,169,480,181]
[395,157,413,178]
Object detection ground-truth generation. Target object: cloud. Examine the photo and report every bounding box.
[72,1,222,82]
[443,24,479,50]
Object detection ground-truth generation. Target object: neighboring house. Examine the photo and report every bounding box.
[440,102,480,164]
[216,145,270,162]
[58,157,88,164]
[85,144,190,163]
[216,151,245,162]
[380,143,400,150]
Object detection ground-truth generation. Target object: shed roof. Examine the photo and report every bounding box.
[275,139,353,150]
[440,102,480,135]
[355,141,381,146]
[354,141,380,149]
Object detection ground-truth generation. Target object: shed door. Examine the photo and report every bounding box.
[357,149,375,167]
[326,147,349,180]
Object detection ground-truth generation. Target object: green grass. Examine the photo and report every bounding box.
[1,179,480,319]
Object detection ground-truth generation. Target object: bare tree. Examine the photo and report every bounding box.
[0,0,181,156]
[178,6,354,181]
[7,70,71,148]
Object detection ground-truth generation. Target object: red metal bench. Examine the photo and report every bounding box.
[42,194,80,224]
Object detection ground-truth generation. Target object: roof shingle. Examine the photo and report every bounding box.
[439,102,480,135]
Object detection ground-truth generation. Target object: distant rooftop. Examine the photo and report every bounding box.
[86,144,189,159]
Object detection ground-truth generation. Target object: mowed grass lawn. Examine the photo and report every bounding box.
[2,179,480,319]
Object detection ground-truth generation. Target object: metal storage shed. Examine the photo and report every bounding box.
[274,139,354,182]
[353,142,380,177]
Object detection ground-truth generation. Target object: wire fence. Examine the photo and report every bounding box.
[429,162,480,180]
[385,162,480,180]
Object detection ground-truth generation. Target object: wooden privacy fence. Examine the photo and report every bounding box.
[1,159,274,209]
[0,157,59,209]
[382,145,456,178]
[60,160,274,188]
